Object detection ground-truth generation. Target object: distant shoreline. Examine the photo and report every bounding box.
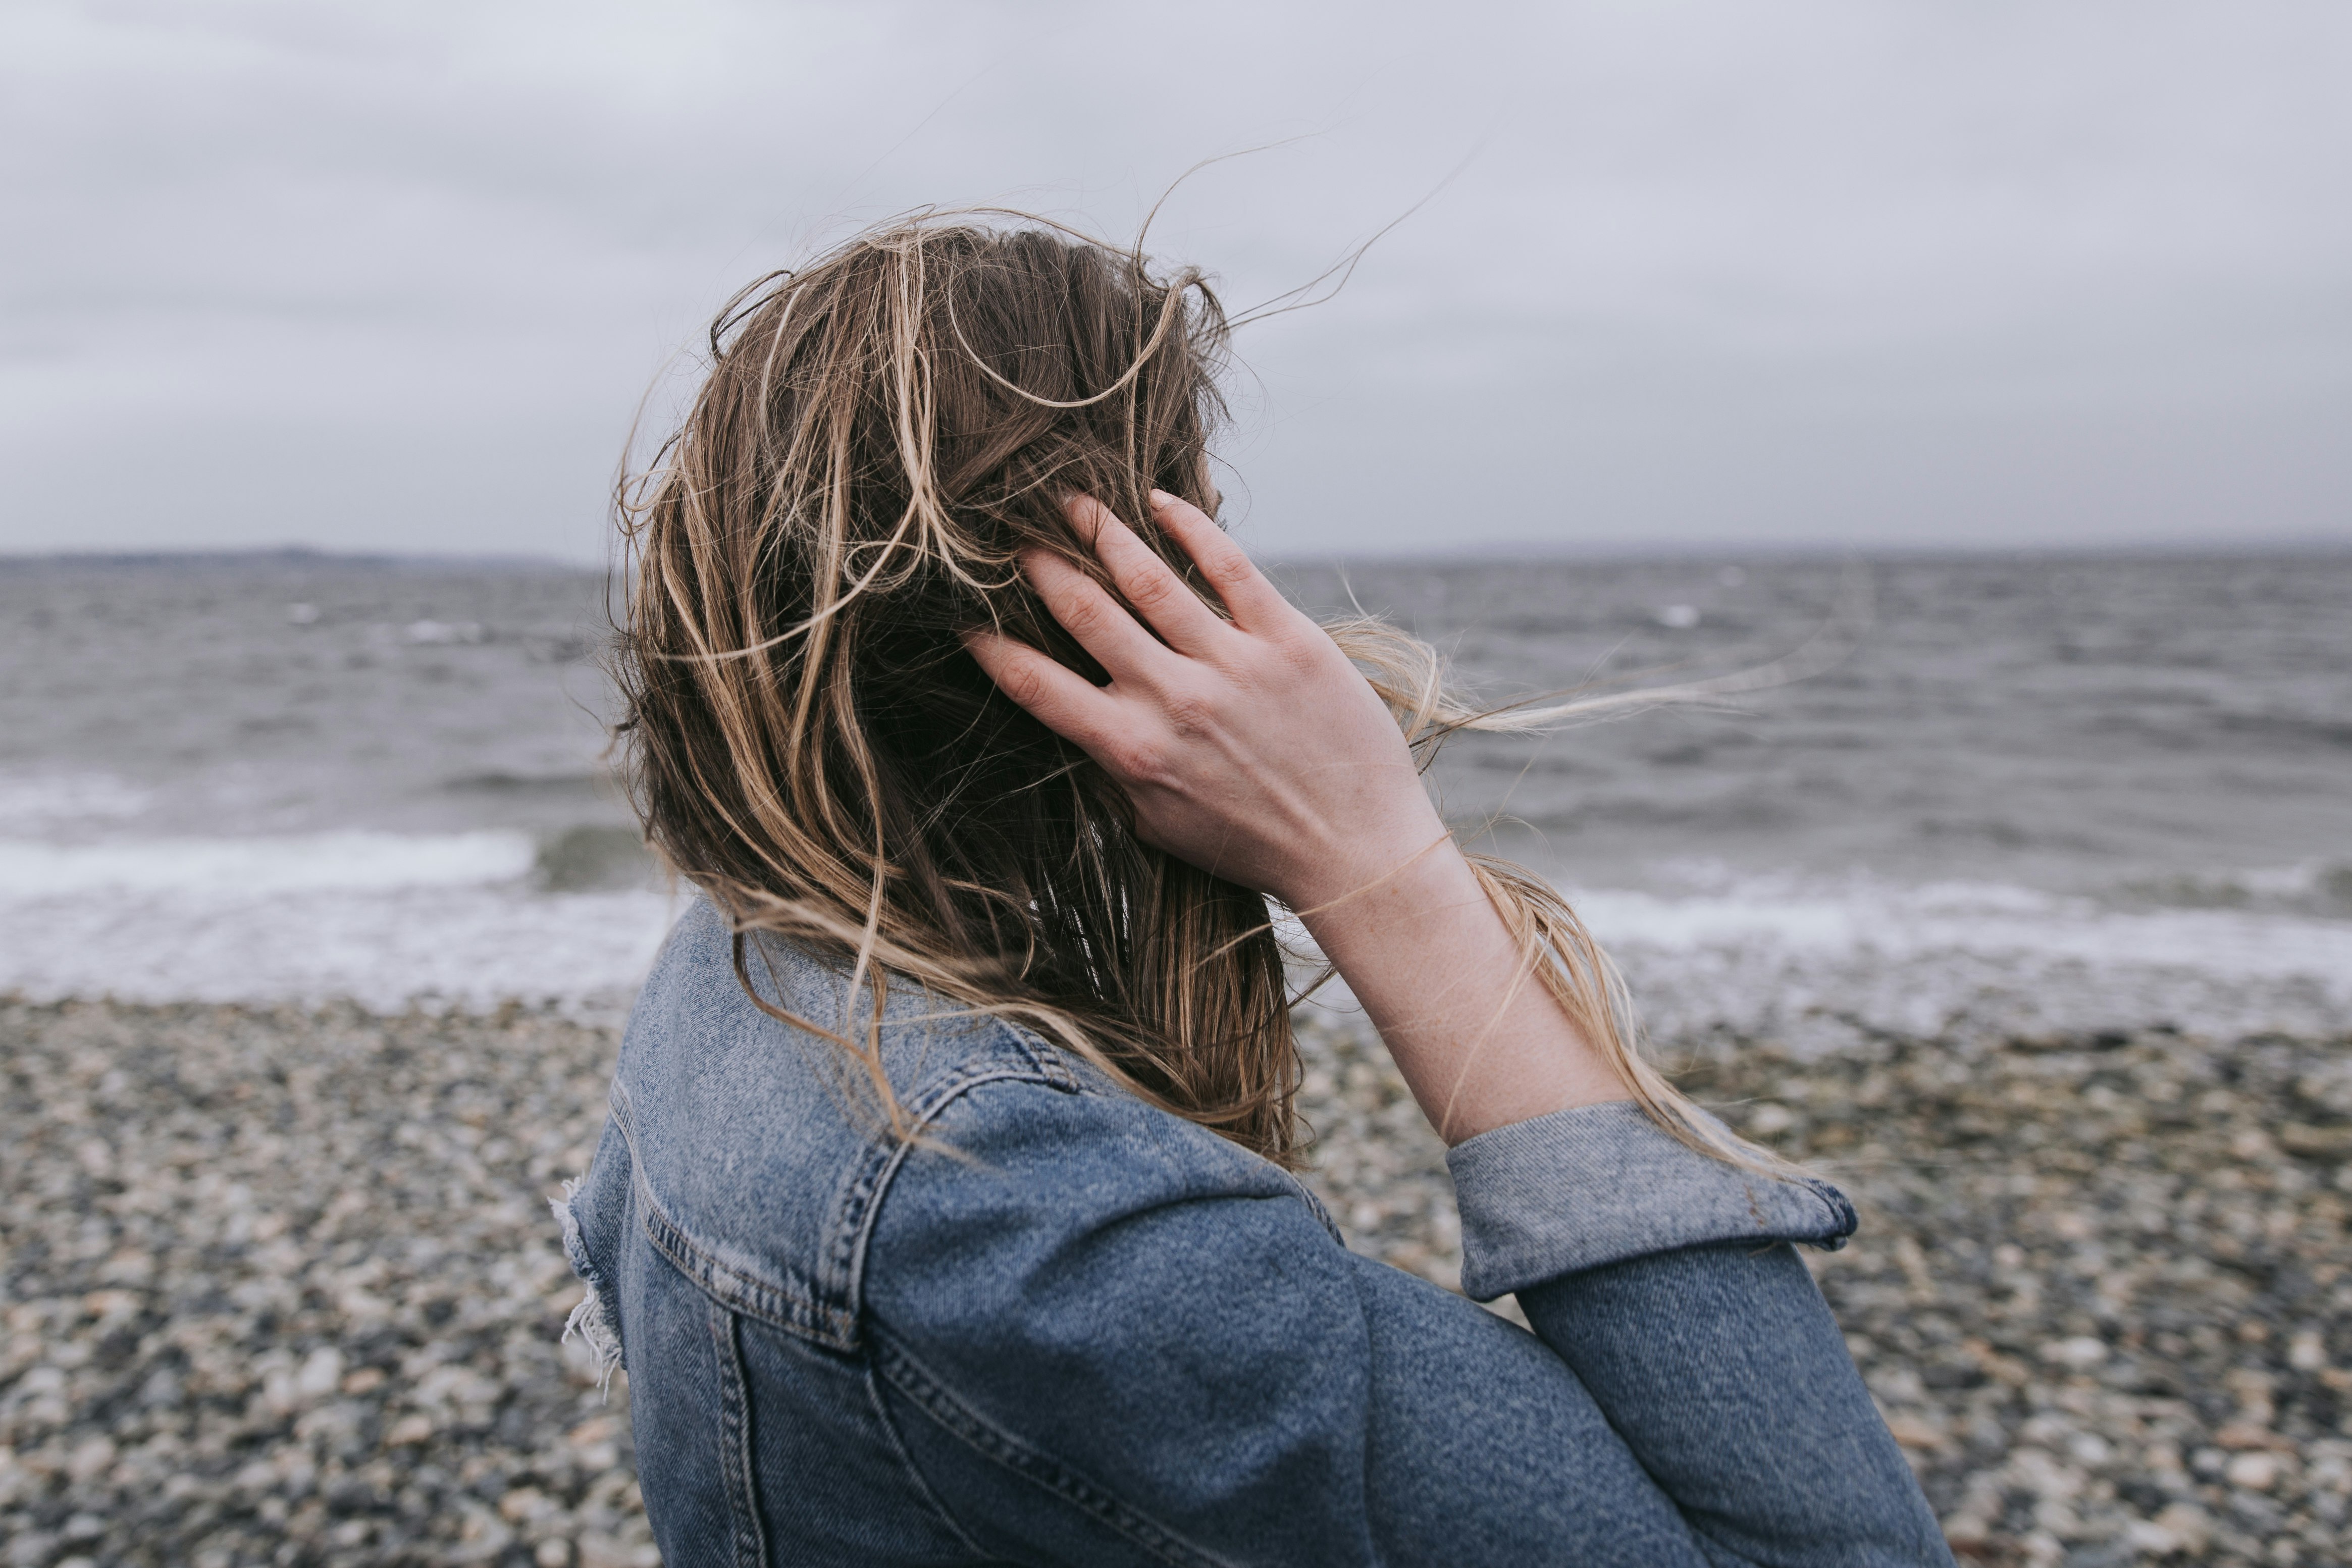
[6,538,2351,574]
[0,546,597,576]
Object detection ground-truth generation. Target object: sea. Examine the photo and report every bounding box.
[3,550,2347,1051]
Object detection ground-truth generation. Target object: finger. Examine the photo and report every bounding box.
[1147,490,1294,632]
[1064,495,1227,657]
[1022,545,1177,687]
[962,630,1123,750]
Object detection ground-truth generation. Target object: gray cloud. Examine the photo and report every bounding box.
[3,0,2346,559]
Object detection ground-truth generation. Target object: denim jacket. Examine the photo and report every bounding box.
[556,900,1952,1565]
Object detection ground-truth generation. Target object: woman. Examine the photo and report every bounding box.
[554,219,1952,1565]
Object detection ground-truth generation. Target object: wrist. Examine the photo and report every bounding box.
[1284,819,1470,954]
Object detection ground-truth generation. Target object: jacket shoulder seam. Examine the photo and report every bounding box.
[610,1081,865,1348]
[827,1034,1082,1332]
[612,1042,1082,1351]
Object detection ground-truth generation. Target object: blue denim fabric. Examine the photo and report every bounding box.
[1446,1101,1857,1299]
[558,900,1953,1565]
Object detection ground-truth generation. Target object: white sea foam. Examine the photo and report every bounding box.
[3,832,2345,1042]
[1578,873,2352,1052]
[0,880,680,1015]
[0,829,673,1013]
[0,773,153,833]
[1298,870,2352,1051]
[0,830,539,897]
[1574,874,2352,981]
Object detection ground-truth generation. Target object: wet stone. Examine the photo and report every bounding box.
[1,998,658,1568]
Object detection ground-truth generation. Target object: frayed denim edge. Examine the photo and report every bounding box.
[550,1178,624,1401]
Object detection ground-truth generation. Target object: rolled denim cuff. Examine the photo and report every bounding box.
[1448,1101,1856,1301]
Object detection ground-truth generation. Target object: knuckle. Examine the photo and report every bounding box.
[1108,738,1168,782]
[1059,595,1107,637]
[1203,547,1257,588]
[1247,620,1306,665]
[1003,664,1049,708]
[1275,602,1322,637]
[1287,617,1341,661]
[1125,570,1180,610]
[1160,692,1215,740]
[1278,635,1327,677]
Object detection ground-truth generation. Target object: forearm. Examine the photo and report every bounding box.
[1294,832,1630,1144]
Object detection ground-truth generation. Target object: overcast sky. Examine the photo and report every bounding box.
[5,0,2347,561]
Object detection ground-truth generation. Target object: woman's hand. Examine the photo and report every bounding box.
[964,492,1447,916]
[967,491,1633,1143]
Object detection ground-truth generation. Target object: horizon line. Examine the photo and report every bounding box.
[6,535,2350,571]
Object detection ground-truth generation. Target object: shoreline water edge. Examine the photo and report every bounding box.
[3,995,2345,1566]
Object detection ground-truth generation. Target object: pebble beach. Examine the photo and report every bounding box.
[5,996,2348,1566]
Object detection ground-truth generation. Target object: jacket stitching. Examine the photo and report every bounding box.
[823,1056,1024,1294]
[644,1196,862,1348]
[822,1035,1082,1330]
[612,1081,862,1349]
[860,1344,996,1560]
[996,1021,1082,1092]
[870,1328,1235,1568]
[612,1046,1085,1352]
[1278,1169,1346,1246]
[708,1301,773,1567]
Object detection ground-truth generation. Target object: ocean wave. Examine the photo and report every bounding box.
[2,840,2344,1040]
[0,830,539,896]
[1572,872,2352,979]
[1296,869,2352,1051]
[0,773,153,833]
[0,826,663,1011]
[1562,872,2352,1052]
[0,882,678,1013]
[2110,861,2352,915]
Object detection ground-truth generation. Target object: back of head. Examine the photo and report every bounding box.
[616,220,1299,1160]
